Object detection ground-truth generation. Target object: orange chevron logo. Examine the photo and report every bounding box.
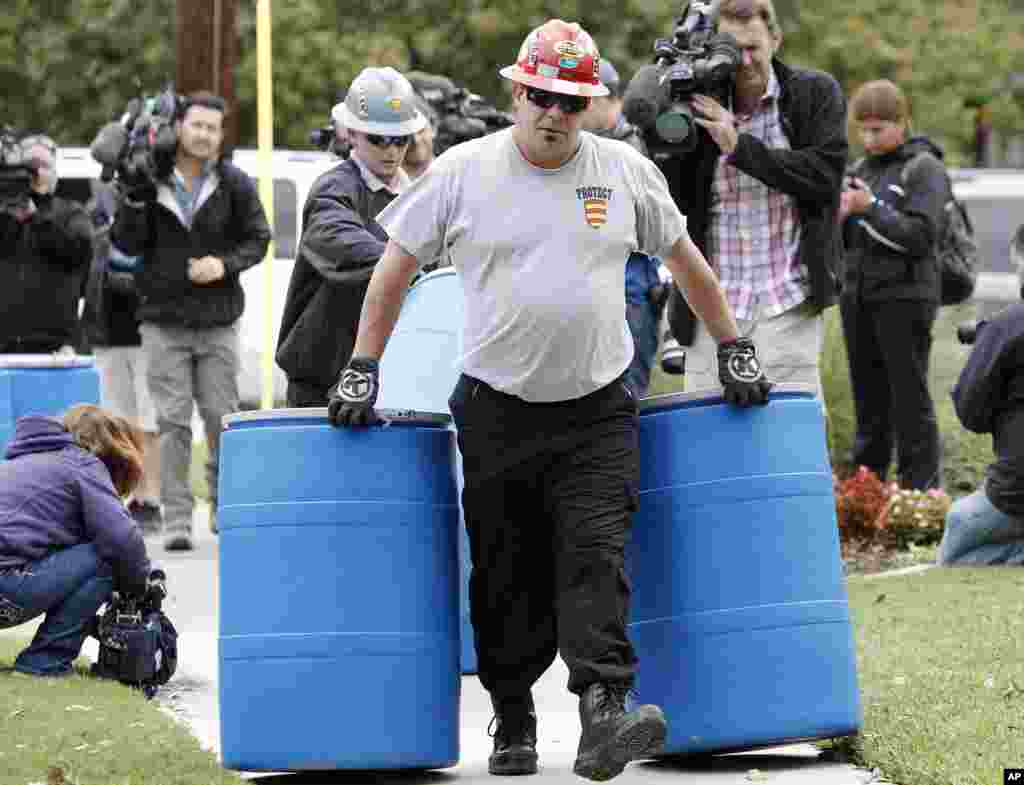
[584,197,608,228]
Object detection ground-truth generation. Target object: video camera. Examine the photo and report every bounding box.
[0,127,37,212]
[90,568,178,699]
[406,72,514,155]
[310,116,350,158]
[622,0,741,156]
[89,87,181,190]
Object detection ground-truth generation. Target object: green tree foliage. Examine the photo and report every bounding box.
[1,0,1021,161]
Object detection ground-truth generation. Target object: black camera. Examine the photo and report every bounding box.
[90,87,181,190]
[310,118,350,158]
[406,72,514,155]
[623,0,741,156]
[0,127,37,212]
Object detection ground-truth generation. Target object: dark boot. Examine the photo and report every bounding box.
[488,693,538,776]
[573,683,666,782]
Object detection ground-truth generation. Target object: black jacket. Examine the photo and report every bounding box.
[81,183,142,348]
[276,158,398,391]
[952,303,1024,517]
[110,160,271,328]
[655,58,848,345]
[0,194,93,352]
[841,137,946,304]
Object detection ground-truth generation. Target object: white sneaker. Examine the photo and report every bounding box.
[660,336,686,375]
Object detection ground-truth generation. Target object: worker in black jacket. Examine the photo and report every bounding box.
[276,67,427,407]
[0,134,93,353]
[110,91,271,552]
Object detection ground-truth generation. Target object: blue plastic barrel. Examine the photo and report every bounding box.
[0,355,101,456]
[377,267,463,414]
[217,408,461,772]
[628,386,861,755]
[376,267,477,675]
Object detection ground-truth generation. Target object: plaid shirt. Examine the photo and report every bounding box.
[708,69,805,320]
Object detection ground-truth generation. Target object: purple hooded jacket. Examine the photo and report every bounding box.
[0,416,151,595]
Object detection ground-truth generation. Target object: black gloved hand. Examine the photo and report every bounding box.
[327,357,383,427]
[106,270,137,296]
[146,568,167,602]
[717,337,773,407]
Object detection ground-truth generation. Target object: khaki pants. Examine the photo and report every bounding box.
[683,301,824,396]
[141,322,239,534]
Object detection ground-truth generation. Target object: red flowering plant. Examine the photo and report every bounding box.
[833,466,891,543]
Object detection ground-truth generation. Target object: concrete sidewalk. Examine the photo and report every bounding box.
[119,502,880,785]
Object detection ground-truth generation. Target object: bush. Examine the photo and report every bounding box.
[876,486,951,549]
[834,465,890,542]
[834,465,951,549]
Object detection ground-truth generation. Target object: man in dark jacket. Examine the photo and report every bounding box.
[655,0,848,395]
[111,92,271,551]
[276,67,427,407]
[938,302,1024,564]
[0,134,93,353]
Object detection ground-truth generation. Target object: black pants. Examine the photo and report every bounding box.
[449,374,640,699]
[285,378,331,408]
[839,298,942,490]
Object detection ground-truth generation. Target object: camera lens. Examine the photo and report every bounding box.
[655,102,698,149]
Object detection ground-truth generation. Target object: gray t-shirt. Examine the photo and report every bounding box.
[378,127,687,402]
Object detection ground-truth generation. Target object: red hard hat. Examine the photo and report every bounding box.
[499,19,609,98]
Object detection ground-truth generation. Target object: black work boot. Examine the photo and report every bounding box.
[573,683,667,782]
[487,693,538,775]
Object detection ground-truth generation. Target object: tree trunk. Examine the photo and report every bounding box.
[175,0,239,154]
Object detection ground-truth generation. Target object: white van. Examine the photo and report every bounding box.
[55,146,338,407]
[950,168,1024,316]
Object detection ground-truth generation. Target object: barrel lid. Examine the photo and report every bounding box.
[411,266,457,288]
[639,382,816,413]
[0,354,95,368]
[222,407,452,429]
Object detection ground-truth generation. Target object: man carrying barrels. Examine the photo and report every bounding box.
[328,19,771,781]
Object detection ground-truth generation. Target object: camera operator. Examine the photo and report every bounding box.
[276,67,427,407]
[110,91,272,552]
[938,290,1024,565]
[0,134,93,354]
[655,0,848,395]
[0,404,159,677]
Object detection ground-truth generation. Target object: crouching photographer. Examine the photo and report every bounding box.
[0,130,93,353]
[0,405,160,678]
[939,240,1024,565]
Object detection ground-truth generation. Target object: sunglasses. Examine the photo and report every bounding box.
[365,133,412,148]
[525,87,590,115]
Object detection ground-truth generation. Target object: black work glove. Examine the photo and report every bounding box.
[146,568,167,602]
[106,270,137,296]
[717,336,773,407]
[327,357,383,427]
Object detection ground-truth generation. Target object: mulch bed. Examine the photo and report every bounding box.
[841,538,938,576]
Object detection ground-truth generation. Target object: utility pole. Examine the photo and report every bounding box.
[175,0,239,153]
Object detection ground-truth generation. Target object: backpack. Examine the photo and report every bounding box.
[850,153,978,305]
[901,153,978,306]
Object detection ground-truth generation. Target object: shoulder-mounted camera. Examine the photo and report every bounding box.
[623,1,741,156]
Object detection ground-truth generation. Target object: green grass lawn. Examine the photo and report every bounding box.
[843,567,1024,785]
[0,637,243,785]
